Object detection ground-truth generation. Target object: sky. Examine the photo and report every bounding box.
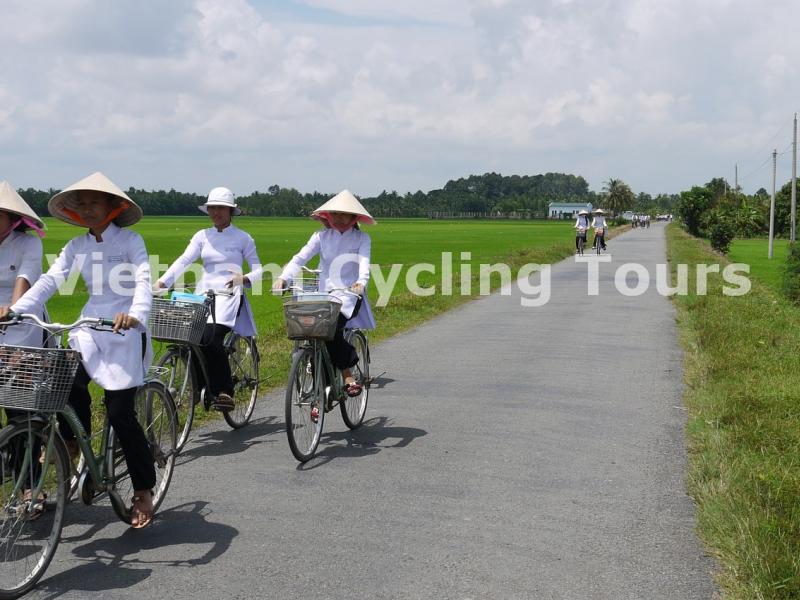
[2,0,799,197]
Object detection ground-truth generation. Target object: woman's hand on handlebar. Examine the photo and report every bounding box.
[272,278,287,293]
[112,313,140,333]
[0,306,11,322]
[226,273,249,288]
[350,283,364,296]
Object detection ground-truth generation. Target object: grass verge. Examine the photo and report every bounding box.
[666,224,800,599]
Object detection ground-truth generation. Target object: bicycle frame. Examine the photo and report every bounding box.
[298,338,343,411]
[163,331,246,410]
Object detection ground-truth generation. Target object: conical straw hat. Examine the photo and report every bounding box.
[311,190,375,225]
[49,171,142,227]
[0,181,46,230]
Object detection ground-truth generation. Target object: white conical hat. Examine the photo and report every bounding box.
[199,186,242,216]
[48,171,142,227]
[578,209,589,215]
[593,208,605,214]
[0,181,46,230]
[311,190,375,225]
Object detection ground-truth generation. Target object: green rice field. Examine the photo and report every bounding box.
[728,238,790,293]
[38,216,582,393]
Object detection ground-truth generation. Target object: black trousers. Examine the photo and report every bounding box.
[575,233,587,250]
[192,324,233,397]
[325,297,362,371]
[60,364,156,491]
[593,232,606,249]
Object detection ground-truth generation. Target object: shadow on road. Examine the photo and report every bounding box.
[297,415,427,470]
[35,500,238,598]
[176,415,283,466]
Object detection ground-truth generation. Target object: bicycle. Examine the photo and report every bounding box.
[576,227,587,256]
[153,289,260,451]
[280,282,371,462]
[594,227,605,255]
[0,312,177,599]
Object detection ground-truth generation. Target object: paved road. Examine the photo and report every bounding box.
[30,222,717,599]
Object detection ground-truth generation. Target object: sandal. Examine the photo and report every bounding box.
[130,490,154,529]
[344,382,363,397]
[23,490,46,520]
[212,392,234,412]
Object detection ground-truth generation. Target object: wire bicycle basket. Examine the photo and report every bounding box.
[0,346,82,412]
[150,296,210,345]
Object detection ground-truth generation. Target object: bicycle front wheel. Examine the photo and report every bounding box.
[223,334,259,429]
[107,382,177,524]
[285,347,323,462]
[0,420,68,600]
[340,331,369,429]
[156,346,197,451]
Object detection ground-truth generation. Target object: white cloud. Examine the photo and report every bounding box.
[2,0,800,195]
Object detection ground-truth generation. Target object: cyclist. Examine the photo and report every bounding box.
[156,187,263,411]
[0,172,157,529]
[0,181,47,349]
[272,190,375,397]
[574,209,590,254]
[591,208,608,251]
[0,182,48,511]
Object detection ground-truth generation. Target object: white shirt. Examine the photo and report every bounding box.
[159,224,262,335]
[11,224,152,390]
[574,215,590,229]
[591,216,608,229]
[0,231,45,347]
[280,227,376,328]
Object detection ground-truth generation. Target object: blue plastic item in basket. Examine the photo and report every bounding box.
[170,291,207,304]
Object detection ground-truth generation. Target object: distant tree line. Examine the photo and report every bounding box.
[18,172,680,220]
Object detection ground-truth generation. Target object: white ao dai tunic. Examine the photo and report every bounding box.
[279,227,376,329]
[11,224,152,390]
[0,231,45,347]
[158,224,262,336]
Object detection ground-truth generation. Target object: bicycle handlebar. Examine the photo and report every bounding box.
[276,285,361,298]
[155,287,237,298]
[3,312,116,333]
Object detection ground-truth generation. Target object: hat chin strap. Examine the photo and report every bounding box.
[61,201,129,228]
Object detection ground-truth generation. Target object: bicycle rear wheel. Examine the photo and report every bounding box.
[285,347,323,462]
[223,334,259,429]
[107,382,177,524]
[340,330,369,429]
[0,420,68,600]
[156,346,197,451]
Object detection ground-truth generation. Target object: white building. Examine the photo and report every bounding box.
[548,202,593,220]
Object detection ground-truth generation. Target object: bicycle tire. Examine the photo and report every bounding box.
[340,330,369,429]
[0,421,68,600]
[156,346,197,451]
[577,235,584,256]
[285,346,323,462]
[223,334,259,429]
[107,382,178,524]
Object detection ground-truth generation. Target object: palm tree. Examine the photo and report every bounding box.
[602,178,635,217]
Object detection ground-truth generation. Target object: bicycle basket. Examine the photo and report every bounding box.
[0,346,82,412]
[150,297,210,344]
[283,299,341,340]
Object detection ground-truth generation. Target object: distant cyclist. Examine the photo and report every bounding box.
[574,209,590,254]
[591,208,608,251]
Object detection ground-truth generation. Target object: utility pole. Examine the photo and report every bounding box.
[770,149,777,259]
[792,112,798,243]
[735,163,738,198]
